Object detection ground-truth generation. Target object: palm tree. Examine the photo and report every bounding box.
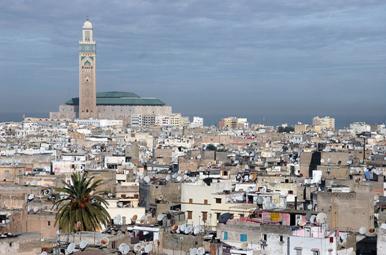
[53,172,111,233]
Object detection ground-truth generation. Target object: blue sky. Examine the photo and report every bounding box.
[0,0,385,124]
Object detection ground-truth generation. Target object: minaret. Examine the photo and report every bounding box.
[79,19,97,119]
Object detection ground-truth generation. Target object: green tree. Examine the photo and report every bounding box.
[53,172,111,233]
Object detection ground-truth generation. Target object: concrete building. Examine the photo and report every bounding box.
[312,116,335,132]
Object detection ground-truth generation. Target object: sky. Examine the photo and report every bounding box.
[0,0,386,125]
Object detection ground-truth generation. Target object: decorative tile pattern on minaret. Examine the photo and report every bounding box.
[79,19,97,119]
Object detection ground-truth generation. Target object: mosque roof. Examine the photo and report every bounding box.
[65,91,166,106]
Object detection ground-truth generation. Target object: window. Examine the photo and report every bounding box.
[202,211,208,222]
[48,221,51,226]
[187,211,192,220]
[263,234,267,241]
[216,213,221,220]
[294,247,302,255]
[240,234,247,242]
[280,235,283,242]
[223,171,228,176]
[189,198,193,204]
[204,199,208,204]
[223,231,228,240]
[239,214,244,218]
[215,198,222,204]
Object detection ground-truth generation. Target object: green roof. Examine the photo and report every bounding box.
[65,91,166,106]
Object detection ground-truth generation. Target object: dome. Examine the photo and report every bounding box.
[83,19,93,29]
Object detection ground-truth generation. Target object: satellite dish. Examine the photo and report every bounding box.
[359,227,367,235]
[193,225,202,235]
[256,196,264,204]
[172,173,178,179]
[307,204,313,210]
[43,189,51,196]
[316,213,327,224]
[179,224,186,233]
[190,248,198,255]
[165,175,171,181]
[27,194,35,201]
[134,243,142,252]
[144,243,153,253]
[119,243,130,255]
[79,240,88,250]
[309,215,317,224]
[176,176,182,182]
[41,252,48,255]
[66,243,76,254]
[33,207,39,213]
[100,237,109,247]
[197,247,205,255]
[113,215,122,225]
[185,225,193,234]
[157,214,166,221]
[143,176,150,184]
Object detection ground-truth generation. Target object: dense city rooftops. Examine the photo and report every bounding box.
[65,91,166,106]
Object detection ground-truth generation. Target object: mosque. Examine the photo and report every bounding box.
[49,20,172,123]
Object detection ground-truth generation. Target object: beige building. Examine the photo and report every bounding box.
[312,116,335,132]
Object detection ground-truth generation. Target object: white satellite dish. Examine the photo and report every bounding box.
[176,176,182,182]
[66,243,76,254]
[316,212,327,224]
[157,214,166,221]
[165,175,171,181]
[309,215,317,224]
[119,243,130,255]
[41,252,48,255]
[144,243,153,253]
[172,173,178,179]
[307,204,313,210]
[190,248,198,255]
[33,207,39,213]
[359,226,367,235]
[143,176,151,184]
[134,243,142,252]
[79,240,88,250]
[27,194,35,201]
[185,225,193,234]
[179,224,186,233]
[197,247,205,255]
[193,225,202,235]
[114,215,122,225]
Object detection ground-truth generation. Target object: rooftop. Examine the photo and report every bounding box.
[65,91,166,106]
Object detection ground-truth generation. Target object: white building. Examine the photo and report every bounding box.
[349,122,371,134]
[189,117,204,128]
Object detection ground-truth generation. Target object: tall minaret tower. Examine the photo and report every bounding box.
[79,19,97,119]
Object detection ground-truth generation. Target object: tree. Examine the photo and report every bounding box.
[53,172,111,233]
